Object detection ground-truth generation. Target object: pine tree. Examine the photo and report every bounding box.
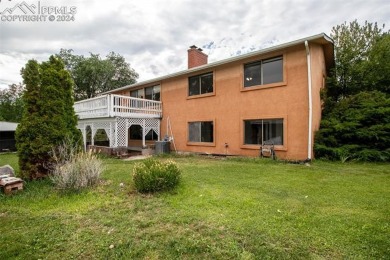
[16,56,81,179]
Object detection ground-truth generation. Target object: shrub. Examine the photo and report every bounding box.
[132,158,181,193]
[315,91,390,162]
[49,141,103,190]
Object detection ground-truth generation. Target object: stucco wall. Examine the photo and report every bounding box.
[113,44,328,160]
[309,43,327,159]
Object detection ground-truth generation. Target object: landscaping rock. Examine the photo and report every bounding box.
[0,165,15,177]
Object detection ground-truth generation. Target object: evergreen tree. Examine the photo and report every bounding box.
[16,56,81,179]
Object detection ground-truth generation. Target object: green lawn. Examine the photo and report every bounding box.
[0,153,389,259]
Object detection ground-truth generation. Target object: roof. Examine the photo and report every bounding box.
[0,122,18,132]
[106,33,334,94]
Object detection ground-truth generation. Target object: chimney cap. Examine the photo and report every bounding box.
[197,47,203,51]
[189,45,197,49]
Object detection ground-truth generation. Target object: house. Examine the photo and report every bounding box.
[74,33,334,160]
[0,121,18,152]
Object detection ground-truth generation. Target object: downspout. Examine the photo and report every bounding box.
[305,41,313,161]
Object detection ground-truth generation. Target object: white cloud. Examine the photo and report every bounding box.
[0,0,389,89]
[0,52,51,88]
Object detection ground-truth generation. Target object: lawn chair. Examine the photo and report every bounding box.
[260,141,276,160]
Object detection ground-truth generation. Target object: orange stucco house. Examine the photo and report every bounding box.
[74,33,334,161]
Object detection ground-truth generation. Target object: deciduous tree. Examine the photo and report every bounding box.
[0,83,24,122]
[57,50,138,100]
[325,20,386,104]
[315,20,390,161]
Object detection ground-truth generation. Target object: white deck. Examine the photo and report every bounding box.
[74,94,162,119]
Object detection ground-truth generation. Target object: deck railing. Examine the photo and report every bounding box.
[74,94,162,119]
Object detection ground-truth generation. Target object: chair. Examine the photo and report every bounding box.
[260,141,276,160]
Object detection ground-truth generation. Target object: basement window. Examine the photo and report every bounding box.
[244,56,283,87]
[188,121,214,143]
[188,73,213,96]
[244,119,283,145]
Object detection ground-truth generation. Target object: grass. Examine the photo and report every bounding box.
[0,153,389,259]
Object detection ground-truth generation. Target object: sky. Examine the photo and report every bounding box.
[0,0,389,89]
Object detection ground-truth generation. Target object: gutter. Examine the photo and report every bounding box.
[305,41,313,161]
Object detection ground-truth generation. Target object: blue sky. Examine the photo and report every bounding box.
[0,0,389,89]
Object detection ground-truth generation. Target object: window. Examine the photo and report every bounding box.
[129,125,158,140]
[131,85,161,101]
[244,119,283,145]
[188,121,214,143]
[130,89,144,99]
[189,73,213,96]
[244,56,283,87]
[145,85,161,101]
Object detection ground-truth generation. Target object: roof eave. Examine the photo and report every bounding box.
[105,33,334,94]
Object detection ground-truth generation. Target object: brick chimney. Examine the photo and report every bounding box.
[188,45,208,69]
